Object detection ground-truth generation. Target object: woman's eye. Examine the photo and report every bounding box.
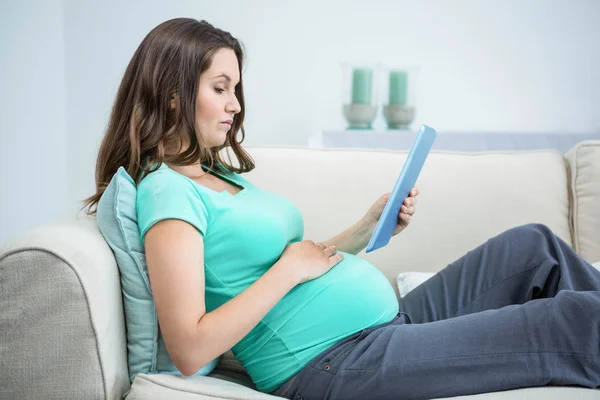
[215,88,225,94]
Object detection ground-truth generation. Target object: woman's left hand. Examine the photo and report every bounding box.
[362,187,420,236]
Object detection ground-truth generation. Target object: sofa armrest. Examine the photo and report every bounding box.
[566,140,600,263]
[0,216,130,400]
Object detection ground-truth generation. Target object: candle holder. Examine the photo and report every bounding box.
[383,104,415,129]
[341,62,379,130]
[380,66,419,130]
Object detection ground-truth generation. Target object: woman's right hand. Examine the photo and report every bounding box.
[278,240,344,285]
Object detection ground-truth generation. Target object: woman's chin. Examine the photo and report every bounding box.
[208,133,228,148]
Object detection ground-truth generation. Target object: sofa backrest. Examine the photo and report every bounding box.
[243,146,586,294]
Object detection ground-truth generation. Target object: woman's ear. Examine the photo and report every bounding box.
[169,93,180,110]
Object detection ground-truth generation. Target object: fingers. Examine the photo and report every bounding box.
[309,242,343,267]
[401,192,416,214]
[405,187,419,204]
[328,251,344,268]
[401,204,416,215]
[314,242,337,258]
[400,189,417,222]
[399,212,411,223]
[322,245,336,257]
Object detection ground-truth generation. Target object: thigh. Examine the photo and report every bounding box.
[399,223,568,323]
[317,291,600,400]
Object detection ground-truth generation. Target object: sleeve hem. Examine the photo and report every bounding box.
[140,216,206,244]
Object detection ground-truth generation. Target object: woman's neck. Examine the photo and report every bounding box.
[167,162,208,180]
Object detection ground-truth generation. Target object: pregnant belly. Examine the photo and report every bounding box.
[275,252,399,346]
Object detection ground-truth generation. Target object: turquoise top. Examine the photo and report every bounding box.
[136,163,399,393]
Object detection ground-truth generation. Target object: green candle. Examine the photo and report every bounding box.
[351,68,373,105]
[389,70,408,105]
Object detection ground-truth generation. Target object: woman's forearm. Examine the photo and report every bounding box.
[181,260,298,375]
[322,217,374,255]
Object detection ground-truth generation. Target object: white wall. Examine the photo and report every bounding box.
[0,0,67,245]
[1,0,599,245]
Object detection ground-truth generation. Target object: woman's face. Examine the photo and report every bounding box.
[195,48,242,148]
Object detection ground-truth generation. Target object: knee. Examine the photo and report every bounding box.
[553,290,595,318]
[521,223,553,235]
[513,223,555,243]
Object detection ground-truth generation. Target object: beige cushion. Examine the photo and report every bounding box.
[126,372,598,400]
[441,387,600,399]
[244,146,573,296]
[566,140,600,263]
[126,373,286,400]
[396,271,436,297]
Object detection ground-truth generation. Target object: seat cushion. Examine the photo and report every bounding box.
[126,373,599,400]
[96,167,218,382]
[126,373,286,400]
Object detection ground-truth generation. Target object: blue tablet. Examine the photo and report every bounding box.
[365,125,437,253]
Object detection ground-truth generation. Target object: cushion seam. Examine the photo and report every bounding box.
[114,176,135,255]
[572,146,581,253]
[563,157,576,251]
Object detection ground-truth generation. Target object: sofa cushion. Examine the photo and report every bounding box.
[125,372,600,400]
[96,167,218,382]
[126,373,286,400]
[396,271,435,297]
[566,140,600,264]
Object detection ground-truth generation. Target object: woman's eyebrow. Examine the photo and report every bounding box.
[211,73,232,81]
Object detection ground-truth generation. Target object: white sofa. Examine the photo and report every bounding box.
[1,142,600,400]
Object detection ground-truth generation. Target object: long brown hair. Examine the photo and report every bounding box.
[82,18,254,215]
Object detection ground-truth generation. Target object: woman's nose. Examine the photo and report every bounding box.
[226,95,241,114]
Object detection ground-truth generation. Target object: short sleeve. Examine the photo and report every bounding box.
[136,172,209,243]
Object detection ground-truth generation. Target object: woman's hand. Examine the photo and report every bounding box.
[362,187,420,236]
[277,240,344,285]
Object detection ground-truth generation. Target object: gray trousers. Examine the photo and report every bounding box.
[270,224,600,399]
